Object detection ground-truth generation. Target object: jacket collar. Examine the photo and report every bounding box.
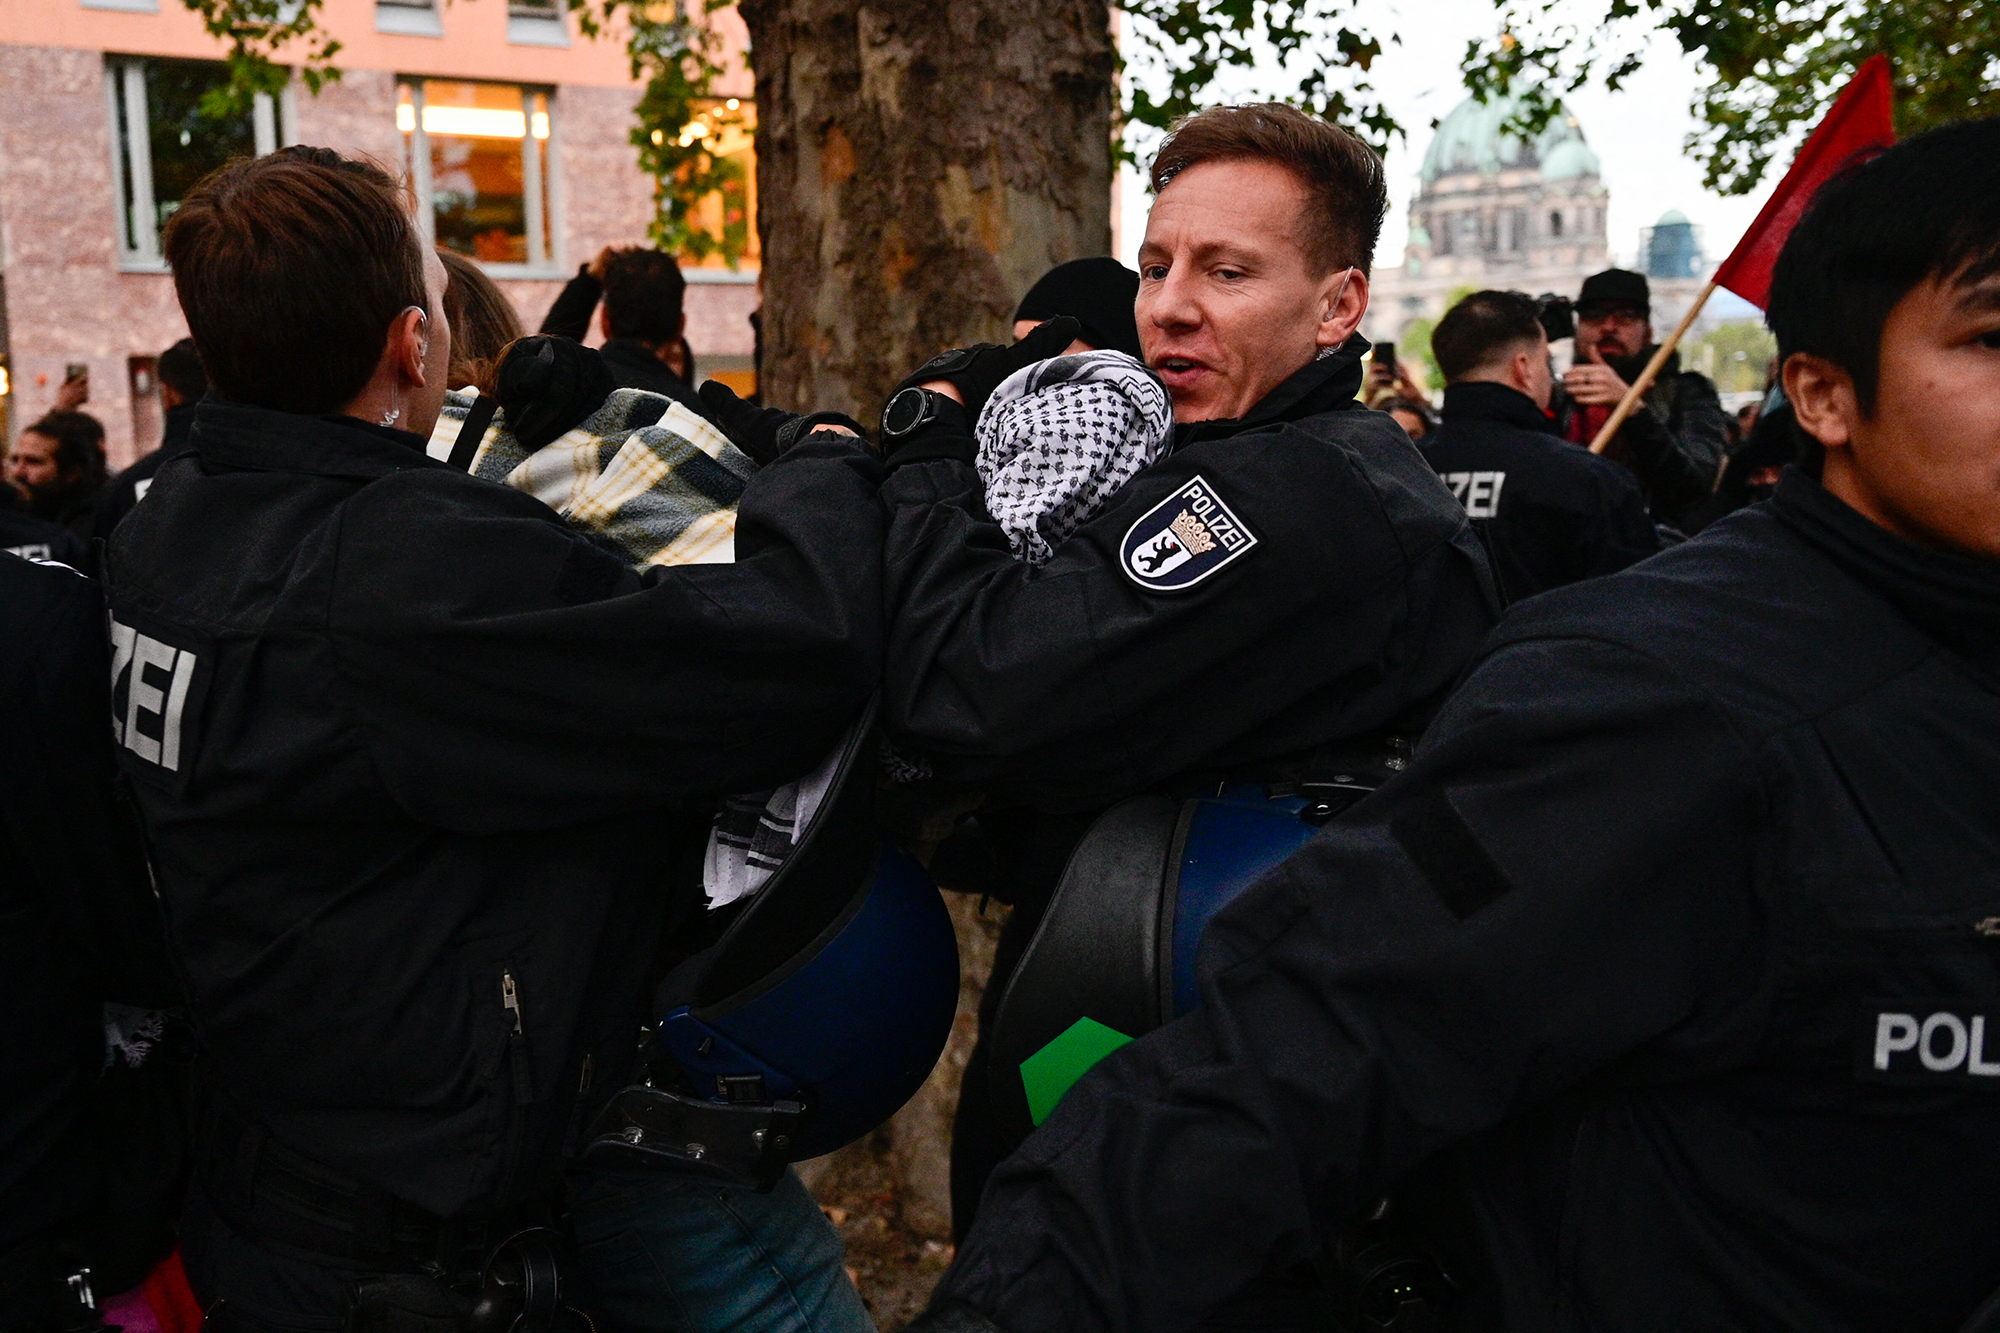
[191,399,448,481]
[1440,381,1562,436]
[1770,467,2000,663]
[1171,334,1369,450]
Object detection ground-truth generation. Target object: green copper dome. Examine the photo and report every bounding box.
[1420,92,1597,183]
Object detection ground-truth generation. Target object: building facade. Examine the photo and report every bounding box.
[0,0,757,466]
[1364,92,1743,370]
[1363,91,1610,354]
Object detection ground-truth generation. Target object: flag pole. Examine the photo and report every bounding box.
[1588,277,1719,454]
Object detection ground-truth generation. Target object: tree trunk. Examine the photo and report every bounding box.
[739,0,1116,419]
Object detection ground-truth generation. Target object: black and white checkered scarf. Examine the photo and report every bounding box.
[974,351,1173,565]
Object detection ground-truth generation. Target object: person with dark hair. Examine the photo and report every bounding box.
[438,248,525,394]
[910,117,2000,1333]
[7,411,106,541]
[90,339,209,541]
[539,245,711,420]
[1421,289,1664,601]
[106,145,884,1331]
[822,101,1495,1251]
[1557,267,1731,527]
[1376,393,1434,441]
[1011,257,1144,359]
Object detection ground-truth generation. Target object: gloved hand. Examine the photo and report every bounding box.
[697,380,865,465]
[892,316,1083,421]
[493,335,618,453]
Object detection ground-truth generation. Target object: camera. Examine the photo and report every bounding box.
[1535,294,1576,344]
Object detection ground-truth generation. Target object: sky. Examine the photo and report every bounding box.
[1115,0,1788,318]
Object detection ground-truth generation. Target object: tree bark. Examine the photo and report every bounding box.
[739,0,1116,418]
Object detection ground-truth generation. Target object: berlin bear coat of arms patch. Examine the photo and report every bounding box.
[1119,475,1258,593]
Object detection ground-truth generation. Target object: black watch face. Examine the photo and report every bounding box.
[884,389,927,438]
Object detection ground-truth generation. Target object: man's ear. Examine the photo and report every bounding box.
[391,307,430,389]
[1509,348,1537,396]
[599,305,614,342]
[1316,268,1370,348]
[677,311,687,340]
[1783,352,1858,451]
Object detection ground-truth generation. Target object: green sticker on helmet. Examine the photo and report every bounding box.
[1020,1016,1135,1127]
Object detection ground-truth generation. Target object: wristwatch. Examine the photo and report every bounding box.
[881,387,952,443]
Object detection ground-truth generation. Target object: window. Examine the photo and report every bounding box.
[377,0,443,37]
[1549,209,1564,238]
[507,0,569,45]
[399,79,557,273]
[108,57,281,270]
[677,99,759,273]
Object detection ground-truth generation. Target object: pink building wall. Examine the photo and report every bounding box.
[0,1,757,467]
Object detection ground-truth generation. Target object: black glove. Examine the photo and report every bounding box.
[697,380,865,464]
[901,1301,1007,1333]
[892,316,1083,421]
[493,335,618,453]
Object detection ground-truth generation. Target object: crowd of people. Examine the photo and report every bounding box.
[3,96,1999,1333]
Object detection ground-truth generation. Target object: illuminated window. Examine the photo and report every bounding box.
[108,56,281,270]
[398,79,556,273]
[677,98,759,272]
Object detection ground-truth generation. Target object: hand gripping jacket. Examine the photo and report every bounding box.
[584,700,962,1188]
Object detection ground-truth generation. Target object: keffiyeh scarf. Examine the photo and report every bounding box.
[974,350,1173,565]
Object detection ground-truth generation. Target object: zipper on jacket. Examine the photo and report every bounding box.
[502,968,524,1035]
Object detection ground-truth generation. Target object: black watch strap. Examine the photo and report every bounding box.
[882,387,950,442]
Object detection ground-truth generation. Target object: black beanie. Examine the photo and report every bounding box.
[1013,258,1143,360]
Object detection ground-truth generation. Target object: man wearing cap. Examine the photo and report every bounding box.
[1560,268,1731,529]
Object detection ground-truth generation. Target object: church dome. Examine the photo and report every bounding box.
[1420,91,1596,183]
[1542,136,1600,179]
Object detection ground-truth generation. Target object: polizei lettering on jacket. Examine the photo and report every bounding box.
[1120,475,1259,593]
[1860,1005,2000,1086]
[1441,470,1507,520]
[108,616,207,784]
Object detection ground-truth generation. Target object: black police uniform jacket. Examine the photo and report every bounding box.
[880,343,1499,811]
[1422,380,1664,604]
[937,468,2000,1331]
[103,401,883,1218]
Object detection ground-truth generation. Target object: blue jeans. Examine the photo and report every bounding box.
[570,1165,875,1333]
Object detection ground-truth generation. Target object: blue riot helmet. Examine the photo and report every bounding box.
[583,699,961,1187]
[985,749,1408,1149]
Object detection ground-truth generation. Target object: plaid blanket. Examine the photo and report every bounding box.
[427,387,753,567]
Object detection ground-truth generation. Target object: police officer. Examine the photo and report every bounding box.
[866,104,1498,1242]
[106,148,881,1330]
[909,117,2000,1332]
[1422,289,1665,602]
[1,552,176,1331]
[1559,268,1731,528]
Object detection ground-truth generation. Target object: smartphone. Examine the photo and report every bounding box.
[1377,341,1397,378]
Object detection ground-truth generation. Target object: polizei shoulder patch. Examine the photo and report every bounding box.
[1120,475,1258,593]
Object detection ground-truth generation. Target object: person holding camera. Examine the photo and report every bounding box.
[104,147,884,1332]
[1553,268,1731,529]
[1422,290,1665,602]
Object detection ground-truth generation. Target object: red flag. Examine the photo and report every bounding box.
[1713,54,1896,310]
